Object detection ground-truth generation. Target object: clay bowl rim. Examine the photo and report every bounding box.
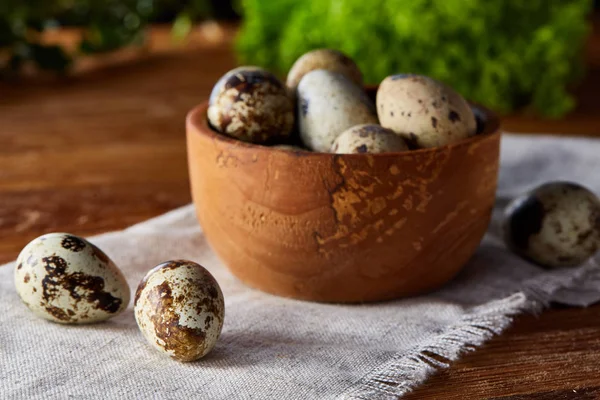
[187,92,501,156]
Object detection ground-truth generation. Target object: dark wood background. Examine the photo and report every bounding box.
[1,19,600,399]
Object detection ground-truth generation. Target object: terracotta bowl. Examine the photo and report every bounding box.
[186,89,501,303]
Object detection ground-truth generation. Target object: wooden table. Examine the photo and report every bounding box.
[1,23,600,399]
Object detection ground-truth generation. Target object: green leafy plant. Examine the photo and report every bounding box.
[236,0,593,117]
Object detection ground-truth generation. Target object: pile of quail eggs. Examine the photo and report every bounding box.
[10,50,600,365]
[207,48,600,268]
[207,49,478,154]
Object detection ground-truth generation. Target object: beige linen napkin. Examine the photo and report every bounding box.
[2,134,600,400]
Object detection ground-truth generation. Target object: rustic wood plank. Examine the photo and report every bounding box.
[0,40,236,262]
[1,20,599,399]
[404,306,600,399]
[0,182,189,264]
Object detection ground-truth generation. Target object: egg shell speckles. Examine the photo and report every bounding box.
[208,66,294,144]
[331,124,409,154]
[14,233,130,324]
[134,260,225,362]
[503,182,600,269]
[377,74,476,148]
[286,49,363,92]
[298,70,378,152]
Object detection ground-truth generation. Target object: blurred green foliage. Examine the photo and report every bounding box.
[0,0,230,77]
[236,0,594,117]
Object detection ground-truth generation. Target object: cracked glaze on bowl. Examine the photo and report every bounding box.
[186,88,501,303]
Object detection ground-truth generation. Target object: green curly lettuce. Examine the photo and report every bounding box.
[236,0,593,117]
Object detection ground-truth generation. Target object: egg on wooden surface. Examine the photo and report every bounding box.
[134,260,225,362]
[286,49,363,92]
[14,233,130,324]
[503,182,600,269]
[330,124,409,154]
[298,70,378,152]
[208,66,294,144]
[377,74,476,148]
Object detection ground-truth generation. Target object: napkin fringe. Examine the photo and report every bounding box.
[345,259,600,400]
[345,293,529,400]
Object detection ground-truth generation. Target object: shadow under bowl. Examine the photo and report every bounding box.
[186,91,501,303]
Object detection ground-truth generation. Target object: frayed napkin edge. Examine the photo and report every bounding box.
[343,259,600,400]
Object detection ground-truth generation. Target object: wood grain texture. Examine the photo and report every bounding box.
[1,20,600,398]
[188,100,500,302]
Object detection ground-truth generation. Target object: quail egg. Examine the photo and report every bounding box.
[331,124,409,154]
[208,66,294,144]
[134,260,225,362]
[286,49,363,92]
[503,182,600,269]
[14,233,130,324]
[298,70,378,152]
[377,74,476,148]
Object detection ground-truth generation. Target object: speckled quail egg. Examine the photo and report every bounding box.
[208,66,294,144]
[14,233,130,324]
[286,49,363,92]
[298,70,378,152]
[503,182,600,269]
[330,124,409,154]
[134,260,225,362]
[377,74,476,148]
